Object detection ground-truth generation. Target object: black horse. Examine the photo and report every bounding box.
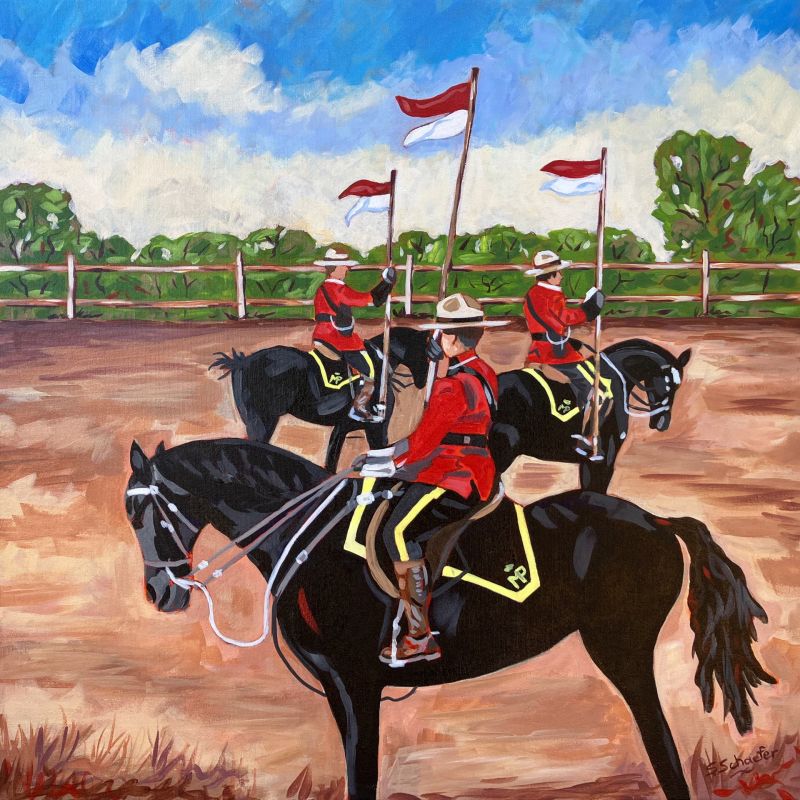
[211,328,429,473]
[126,438,773,800]
[491,339,692,492]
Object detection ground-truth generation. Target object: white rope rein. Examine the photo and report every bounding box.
[166,479,348,648]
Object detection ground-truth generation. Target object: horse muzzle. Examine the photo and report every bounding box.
[146,569,191,612]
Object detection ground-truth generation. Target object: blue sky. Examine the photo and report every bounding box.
[0,1,798,251]
[1,1,799,156]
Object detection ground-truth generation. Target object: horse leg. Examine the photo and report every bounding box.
[317,669,382,800]
[326,423,355,472]
[581,631,689,798]
[579,432,617,493]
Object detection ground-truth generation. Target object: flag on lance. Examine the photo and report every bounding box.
[396,81,471,146]
[338,178,392,226]
[541,158,604,196]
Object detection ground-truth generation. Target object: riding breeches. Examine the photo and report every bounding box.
[382,483,474,562]
[341,349,375,380]
[552,362,593,410]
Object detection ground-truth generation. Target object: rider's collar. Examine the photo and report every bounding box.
[448,350,478,372]
[324,278,345,285]
[538,282,563,292]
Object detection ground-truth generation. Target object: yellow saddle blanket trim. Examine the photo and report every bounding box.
[523,360,613,422]
[309,348,374,389]
[344,480,541,604]
[440,504,541,603]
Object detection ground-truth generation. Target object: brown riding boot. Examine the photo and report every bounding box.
[348,378,379,422]
[380,560,442,666]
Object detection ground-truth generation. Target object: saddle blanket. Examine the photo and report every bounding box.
[309,348,372,391]
[343,479,541,603]
[524,359,613,422]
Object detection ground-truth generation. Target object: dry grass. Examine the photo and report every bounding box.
[0,716,257,800]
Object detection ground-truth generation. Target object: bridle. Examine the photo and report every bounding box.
[601,353,681,418]
[126,480,200,570]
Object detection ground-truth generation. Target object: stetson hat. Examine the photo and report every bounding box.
[525,249,572,276]
[416,293,510,331]
[314,247,359,267]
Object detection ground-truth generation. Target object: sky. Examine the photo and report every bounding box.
[1,1,799,257]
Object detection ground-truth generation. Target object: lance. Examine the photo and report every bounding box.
[377,169,397,417]
[590,147,608,458]
[424,66,479,405]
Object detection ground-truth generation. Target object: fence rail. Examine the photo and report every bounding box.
[1,250,798,318]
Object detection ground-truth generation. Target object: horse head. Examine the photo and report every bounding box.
[645,347,691,432]
[125,440,202,613]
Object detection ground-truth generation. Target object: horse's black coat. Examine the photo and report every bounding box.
[215,330,690,491]
[491,339,692,491]
[210,328,429,472]
[126,438,774,800]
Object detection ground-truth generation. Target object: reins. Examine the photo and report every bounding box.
[599,350,678,418]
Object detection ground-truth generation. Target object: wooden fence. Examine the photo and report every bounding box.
[1,250,799,319]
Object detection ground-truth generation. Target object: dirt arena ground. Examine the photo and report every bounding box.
[1,318,798,799]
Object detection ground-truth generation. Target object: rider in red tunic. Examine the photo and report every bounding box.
[355,293,508,666]
[523,250,605,456]
[312,248,395,421]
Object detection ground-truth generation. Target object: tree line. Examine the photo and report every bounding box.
[1,130,797,269]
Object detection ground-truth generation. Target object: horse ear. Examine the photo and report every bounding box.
[155,441,166,456]
[130,440,151,479]
[677,348,692,368]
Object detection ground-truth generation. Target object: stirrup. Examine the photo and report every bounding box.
[379,635,442,667]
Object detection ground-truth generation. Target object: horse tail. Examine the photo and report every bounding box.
[209,349,249,380]
[671,516,776,734]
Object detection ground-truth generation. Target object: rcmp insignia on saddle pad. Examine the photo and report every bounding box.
[309,348,374,390]
[344,480,541,603]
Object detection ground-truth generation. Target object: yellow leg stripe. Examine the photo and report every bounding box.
[362,350,375,380]
[394,487,446,562]
[343,477,376,557]
[576,361,613,400]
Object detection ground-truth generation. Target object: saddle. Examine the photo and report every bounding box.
[347,481,541,604]
[523,361,614,423]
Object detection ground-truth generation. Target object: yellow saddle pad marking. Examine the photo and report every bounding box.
[440,504,541,603]
[309,348,374,389]
[344,479,541,604]
[523,360,613,422]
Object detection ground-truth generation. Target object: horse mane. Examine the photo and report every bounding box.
[151,438,330,500]
[604,338,676,365]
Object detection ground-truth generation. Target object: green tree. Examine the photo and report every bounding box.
[653,130,750,260]
[730,162,800,260]
[0,183,78,263]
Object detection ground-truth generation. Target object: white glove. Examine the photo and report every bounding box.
[358,446,397,478]
[584,286,598,301]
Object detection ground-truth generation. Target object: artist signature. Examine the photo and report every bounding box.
[700,741,800,799]
[703,746,781,778]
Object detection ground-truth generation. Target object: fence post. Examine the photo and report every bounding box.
[404,254,413,316]
[66,252,76,319]
[701,249,710,316]
[235,250,247,319]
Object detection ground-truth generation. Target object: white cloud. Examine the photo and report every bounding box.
[0,61,798,259]
[124,28,283,116]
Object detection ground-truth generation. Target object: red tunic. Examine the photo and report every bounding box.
[312,278,372,352]
[524,282,588,365]
[395,352,498,500]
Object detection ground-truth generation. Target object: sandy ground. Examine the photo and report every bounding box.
[1,317,798,799]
